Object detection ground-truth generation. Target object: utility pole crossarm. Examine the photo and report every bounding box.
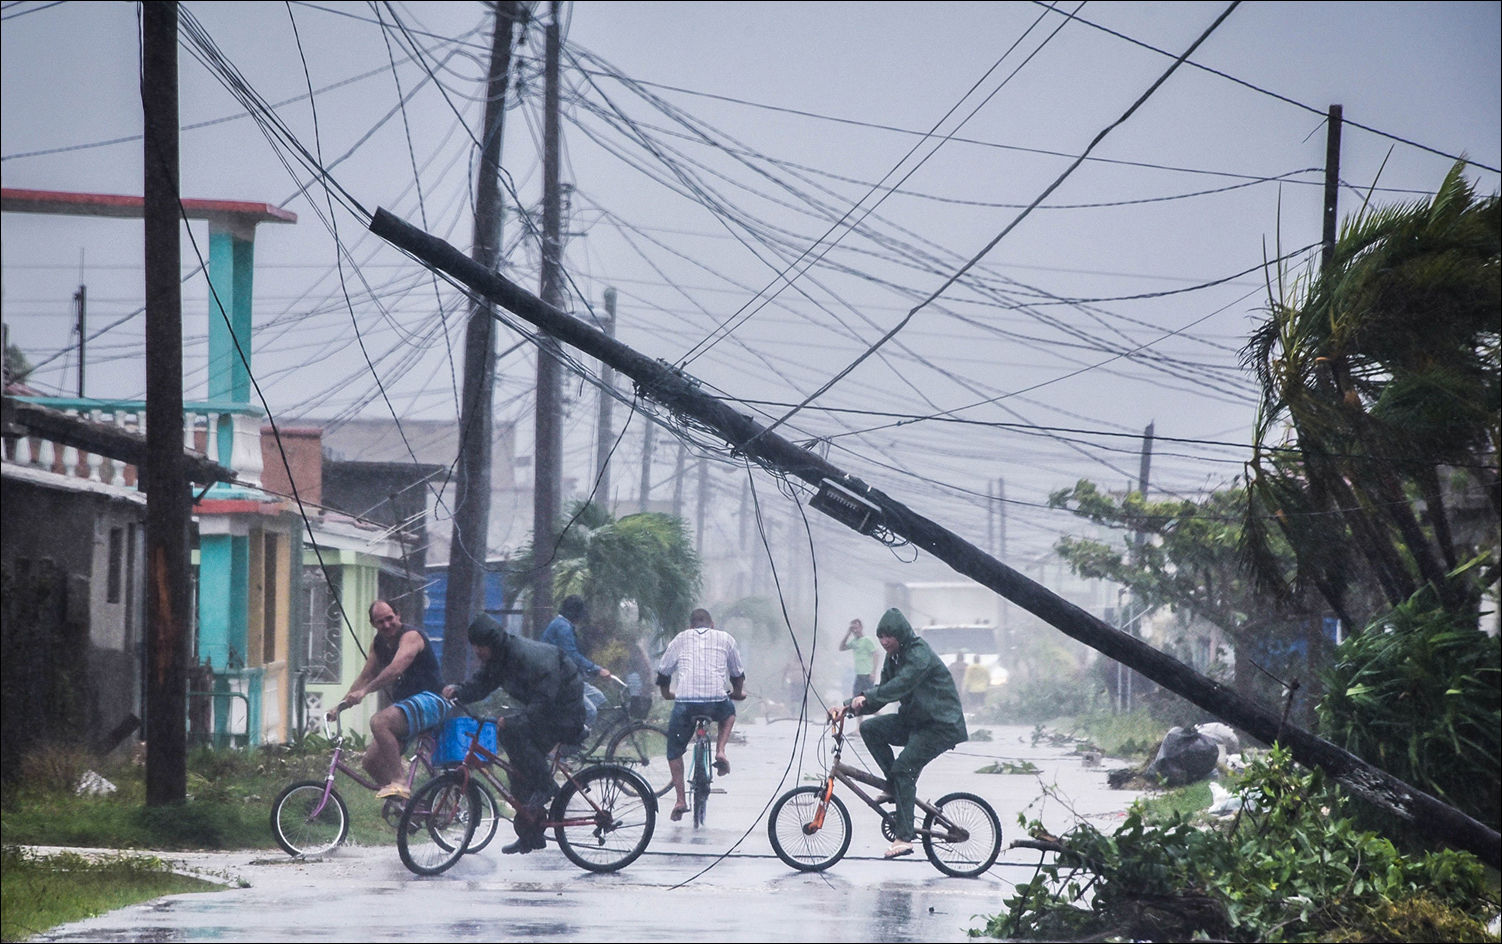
[367,206,1500,868]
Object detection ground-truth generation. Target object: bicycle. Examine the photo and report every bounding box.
[688,714,715,828]
[569,676,672,799]
[270,715,501,858]
[397,706,657,876]
[766,711,1002,877]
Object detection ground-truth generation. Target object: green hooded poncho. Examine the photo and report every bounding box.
[855,608,967,745]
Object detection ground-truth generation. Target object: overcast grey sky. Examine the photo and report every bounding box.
[3,1,1498,629]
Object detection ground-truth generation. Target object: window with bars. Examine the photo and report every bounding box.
[303,566,343,683]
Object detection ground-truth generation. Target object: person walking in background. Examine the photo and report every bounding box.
[840,617,879,697]
[949,652,968,692]
[964,654,991,714]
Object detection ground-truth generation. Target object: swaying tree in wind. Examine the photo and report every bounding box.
[1241,160,1499,636]
[507,500,700,650]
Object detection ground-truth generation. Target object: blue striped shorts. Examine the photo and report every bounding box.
[395,690,449,739]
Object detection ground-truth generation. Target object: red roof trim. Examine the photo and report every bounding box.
[1,188,296,224]
[195,498,285,516]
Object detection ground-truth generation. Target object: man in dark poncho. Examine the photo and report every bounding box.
[444,614,586,854]
[830,607,967,859]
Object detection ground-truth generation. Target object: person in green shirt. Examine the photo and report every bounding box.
[839,617,879,696]
[830,607,968,859]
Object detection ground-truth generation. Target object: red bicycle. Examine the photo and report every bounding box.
[397,709,657,875]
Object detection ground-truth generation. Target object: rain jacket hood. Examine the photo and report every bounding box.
[453,615,586,736]
[468,613,506,649]
[875,608,917,645]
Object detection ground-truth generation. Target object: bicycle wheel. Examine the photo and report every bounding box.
[767,786,851,872]
[604,722,673,799]
[271,780,348,857]
[468,781,505,854]
[551,764,656,873]
[690,737,711,828]
[397,772,479,875]
[922,791,1002,877]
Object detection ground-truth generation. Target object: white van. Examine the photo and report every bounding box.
[919,624,1009,688]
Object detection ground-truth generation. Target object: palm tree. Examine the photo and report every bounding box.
[1241,161,1499,633]
[506,500,700,650]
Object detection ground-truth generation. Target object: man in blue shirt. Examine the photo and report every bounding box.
[540,595,611,724]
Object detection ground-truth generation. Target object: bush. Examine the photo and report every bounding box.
[983,746,1496,942]
[1317,588,1501,844]
[990,672,1109,724]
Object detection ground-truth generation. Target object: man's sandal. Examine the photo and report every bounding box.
[883,839,914,859]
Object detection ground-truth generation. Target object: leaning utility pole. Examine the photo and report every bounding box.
[141,0,191,806]
[365,208,1502,868]
[530,0,565,636]
[442,1,519,678]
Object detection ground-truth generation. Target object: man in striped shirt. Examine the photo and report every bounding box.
[656,607,746,821]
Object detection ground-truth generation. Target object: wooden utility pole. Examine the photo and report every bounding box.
[695,456,708,557]
[672,443,686,518]
[365,208,1502,868]
[995,477,1006,559]
[442,1,518,677]
[638,421,654,513]
[1321,104,1343,274]
[73,284,86,397]
[531,0,565,637]
[594,287,617,509]
[142,0,191,806]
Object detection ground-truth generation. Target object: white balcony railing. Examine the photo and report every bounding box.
[4,397,262,491]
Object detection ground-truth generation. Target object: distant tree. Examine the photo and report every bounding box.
[506,500,700,650]
[1049,481,1322,705]
[3,342,34,387]
[1240,161,1500,634]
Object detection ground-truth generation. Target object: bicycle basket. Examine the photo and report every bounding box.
[434,716,497,766]
[628,694,652,720]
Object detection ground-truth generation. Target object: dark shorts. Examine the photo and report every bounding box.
[852,674,874,698]
[666,698,734,760]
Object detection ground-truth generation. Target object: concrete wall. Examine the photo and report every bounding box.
[1,471,146,758]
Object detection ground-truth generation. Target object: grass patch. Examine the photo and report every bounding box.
[1135,779,1212,822]
[1,737,410,852]
[1039,708,1164,761]
[0,846,220,941]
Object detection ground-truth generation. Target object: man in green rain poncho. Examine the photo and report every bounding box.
[829,607,968,859]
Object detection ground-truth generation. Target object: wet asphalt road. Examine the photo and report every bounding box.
[27,719,1144,943]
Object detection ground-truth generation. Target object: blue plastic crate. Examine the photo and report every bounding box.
[433,716,497,766]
